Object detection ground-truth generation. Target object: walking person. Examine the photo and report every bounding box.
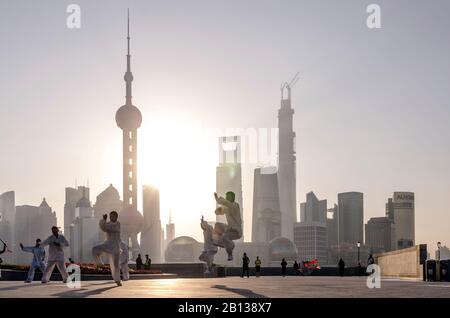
[293,260,300,275]
[20,239,46,283]
[338,258,345,277]
[281,258,288,277]
[241,253,250,278]
[255,256,262,278]
[41,226,70,284]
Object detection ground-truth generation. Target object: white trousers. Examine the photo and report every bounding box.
[121,263,129,281]
[92,243,120,282]
[42,260,69,282]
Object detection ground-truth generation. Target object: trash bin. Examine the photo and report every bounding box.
[439,260,450,282]
[425,260,437,281]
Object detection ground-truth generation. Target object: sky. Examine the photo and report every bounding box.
[0,0,449,252]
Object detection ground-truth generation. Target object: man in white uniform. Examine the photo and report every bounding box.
[20,239,46,283]
[119,240,129,281]
[199,215,218,274]
[214,191,242,261]
[41,226,69,283]
[92,211,122,286]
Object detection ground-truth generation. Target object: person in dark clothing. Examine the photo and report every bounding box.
[367,254,375,265]
[281,258,288,276]
[144,254,151,269]
[357,262,362,277]
[255,256,262,277]
[338,258,345,277]
[241,253,250,278]
[293,261,300,275]
[136,254,143,270]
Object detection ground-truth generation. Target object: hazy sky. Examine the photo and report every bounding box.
[1,0,449,251]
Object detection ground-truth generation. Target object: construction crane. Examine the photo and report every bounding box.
[280,72,300,100]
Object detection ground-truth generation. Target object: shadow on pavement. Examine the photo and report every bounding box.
[212,284,267,298]
[51,284,119,298]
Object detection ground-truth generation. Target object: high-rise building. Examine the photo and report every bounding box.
[64,186,89,243]
[216,136,243,241]
[326,204,338,249]
[294,223,328,264]
[294,192,328,264]
[300,192,327,224]
[141,185,162,263]
[252,167,281,243]
[69,191,99,262]
[0,191,15,264]
[277,83,297,241]
[166,212,175,244]
[365,217,396,254]
[15,198,57,265]
[386,192,415,250]
[115,12,144,257]
[337,192,364,246]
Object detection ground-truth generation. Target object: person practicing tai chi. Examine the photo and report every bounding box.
[20,239,46,283]
[41,226,70,284]
[119,240,129,281]
[213,191,242,261]
[92,211,122,286]
[199,215,218,274]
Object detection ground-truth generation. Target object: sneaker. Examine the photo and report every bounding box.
[227,255,233,261]
[204,269,211,274]
[24,281,31,283]
[115,281,122,286]
[41,281,48,284]
[62,279,67,284]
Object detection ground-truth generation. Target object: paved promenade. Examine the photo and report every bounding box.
[1,276,449,298]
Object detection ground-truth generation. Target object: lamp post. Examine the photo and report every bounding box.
[437,242,442,281]
[357,241,361,265]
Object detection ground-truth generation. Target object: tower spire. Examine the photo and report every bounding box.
[124,8,133,106]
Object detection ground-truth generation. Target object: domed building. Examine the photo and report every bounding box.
[165,236,201,262]
[269,237,298,263]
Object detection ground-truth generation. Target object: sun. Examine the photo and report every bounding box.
[137,109,218,237]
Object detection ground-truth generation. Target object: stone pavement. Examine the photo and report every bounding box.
[0,276,449,298]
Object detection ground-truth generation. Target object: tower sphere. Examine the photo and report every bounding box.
[115,104,142,130]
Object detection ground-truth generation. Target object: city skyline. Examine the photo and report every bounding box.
[1,0,450,251]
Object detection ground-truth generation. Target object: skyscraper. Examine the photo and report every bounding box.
[294,192,328,264]
[277,82,297,241]
[252,167,281,243]
[365,217,396,254]
[386,192,415,250]
[69,191,98,262]
[300,192,327,224]
[141,185,162,263]
[326,204,338,249]
[115,11,144,257]
[337,192,364,246]
[15,198,57,265]
[64,186,89,243]
[216,136,243,241]
[166,212,175,244]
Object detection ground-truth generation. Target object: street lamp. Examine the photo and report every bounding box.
[357,241,361,264]
[437,242,442,261]
[437,242,442,281]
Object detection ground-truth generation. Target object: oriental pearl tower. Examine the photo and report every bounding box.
[115,10,144,258]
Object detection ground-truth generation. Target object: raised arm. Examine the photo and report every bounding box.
[41,237,52,247]
[216,196,234,209]
[21,246,34,253]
